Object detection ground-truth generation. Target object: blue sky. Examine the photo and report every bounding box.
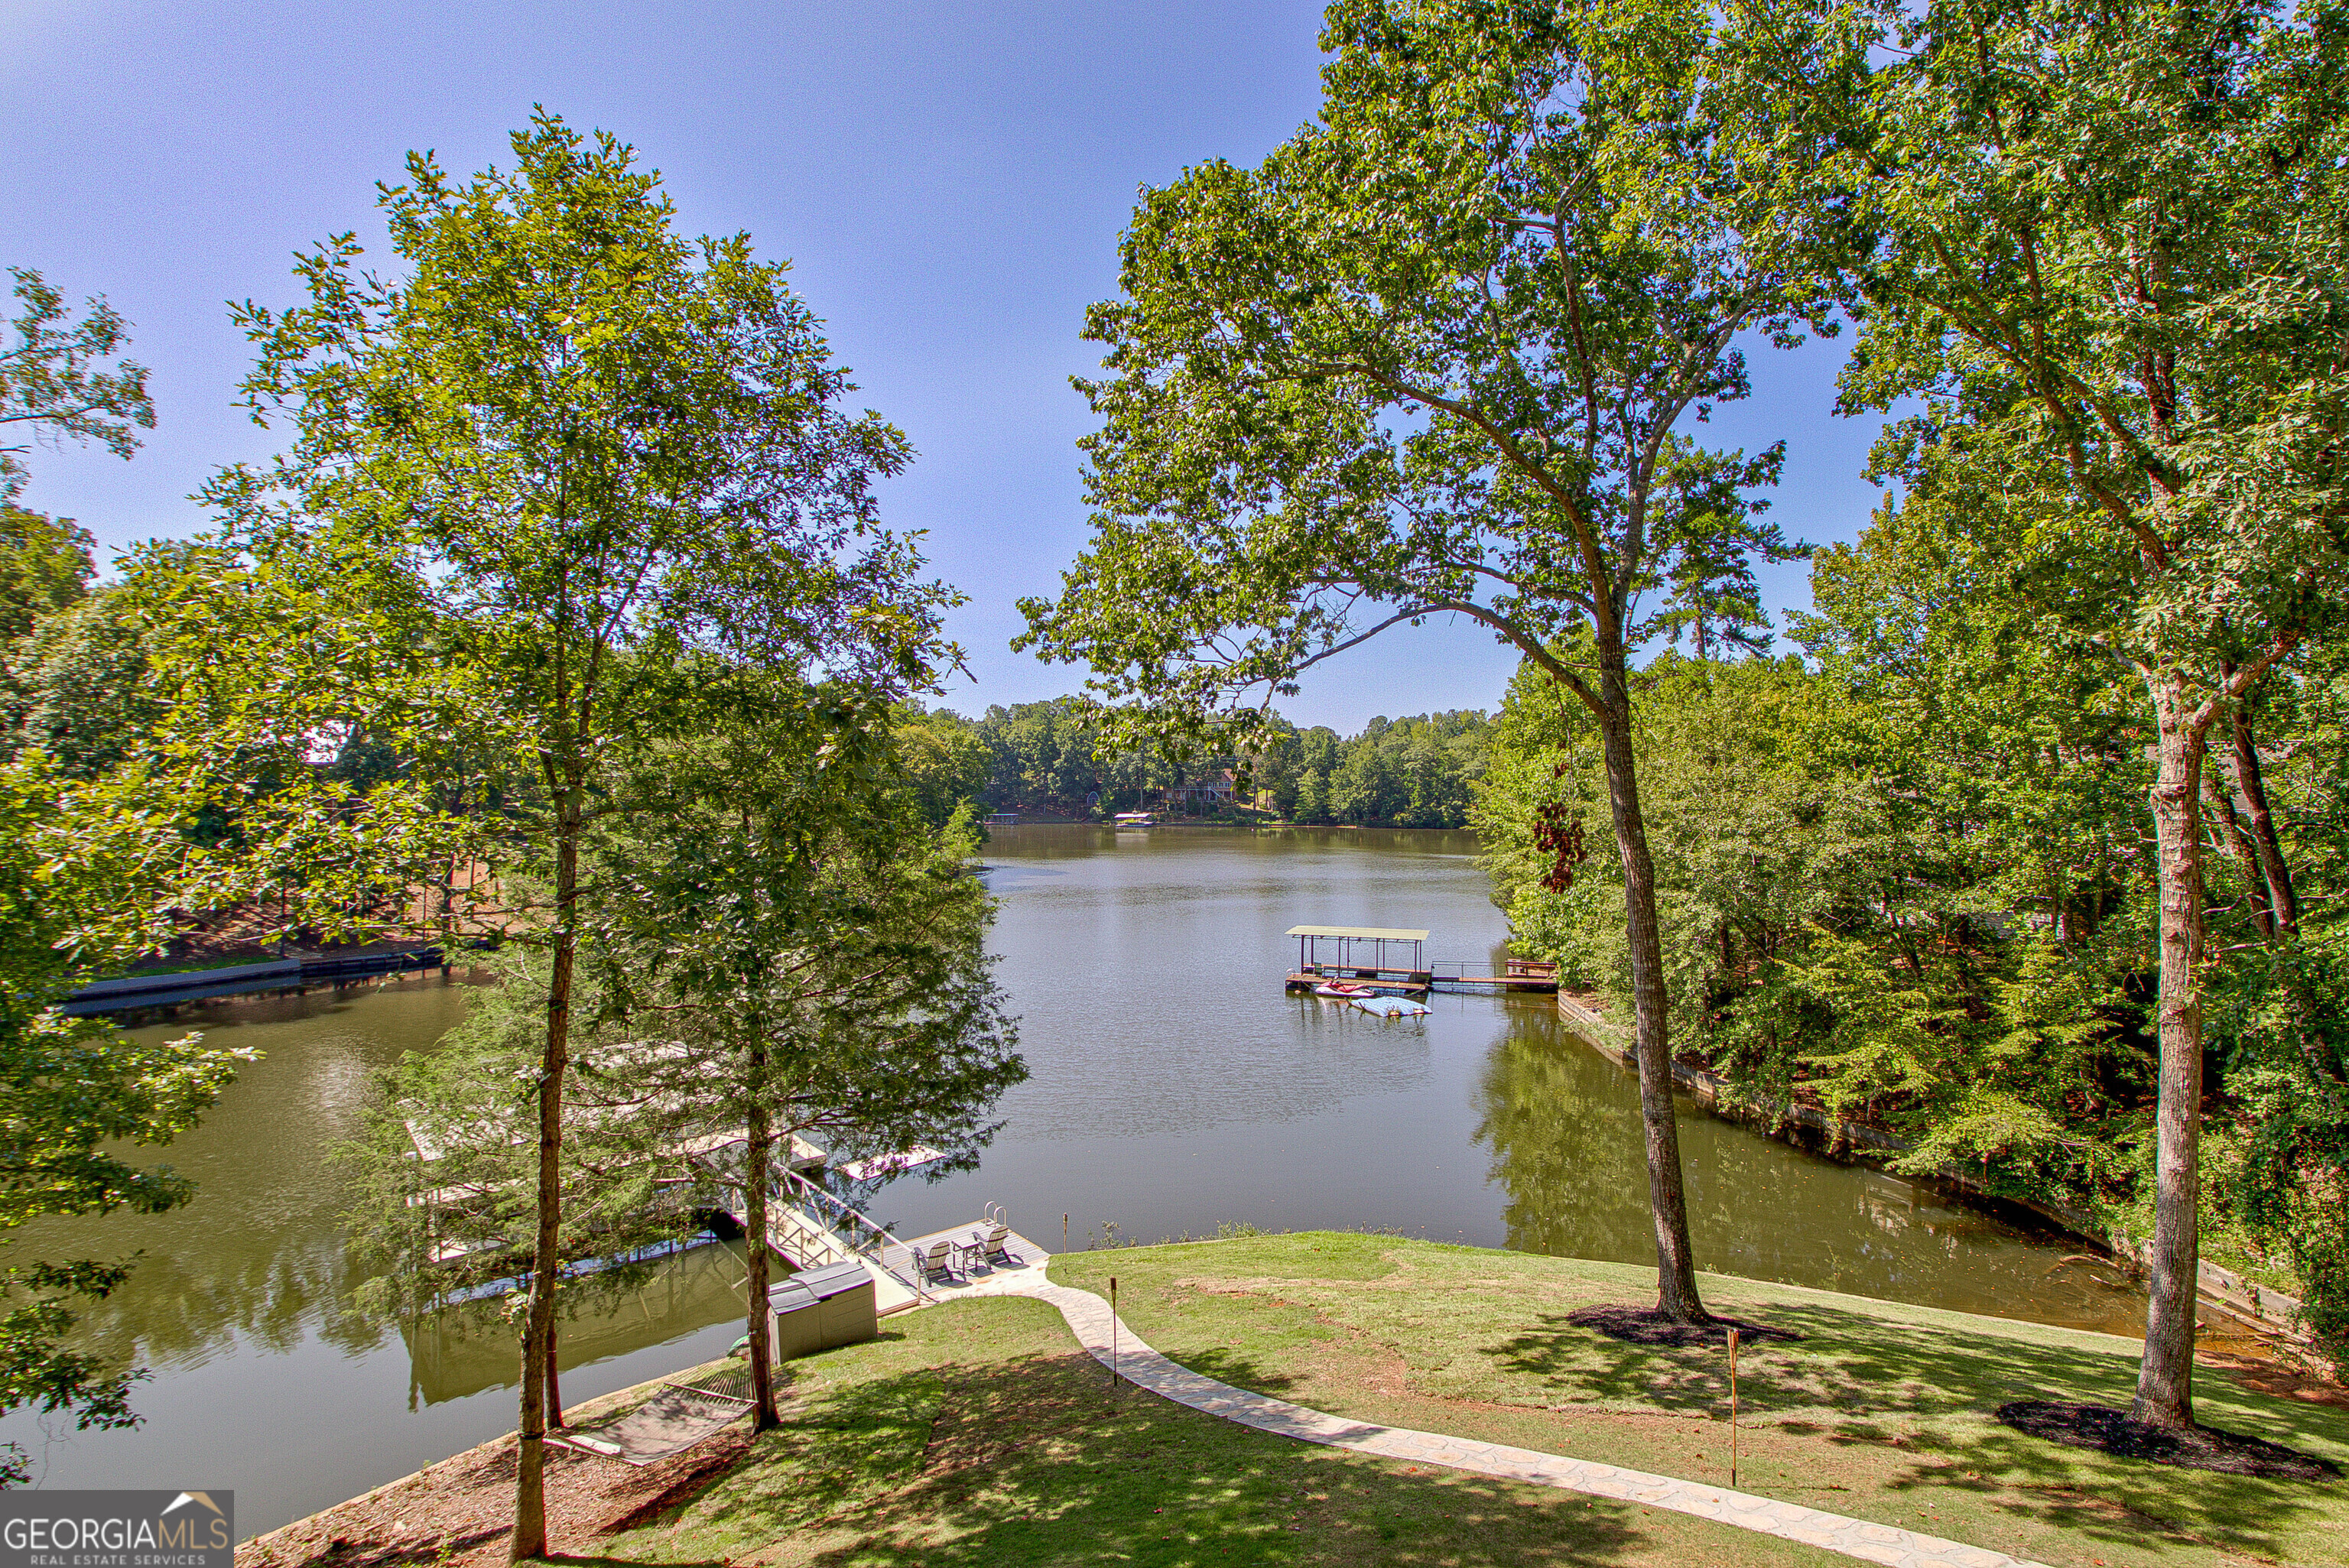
[3,1,1887,732]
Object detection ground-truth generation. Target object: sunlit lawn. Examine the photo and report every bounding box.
[1050,1235,2349,1568]
[574,1234,2349,1566]
[603,1292,1844,1566]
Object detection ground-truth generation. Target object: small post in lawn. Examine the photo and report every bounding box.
[1110,1276,1120,1392]
[1727,1327,1740,1488]
[1064,1213,1070,1247]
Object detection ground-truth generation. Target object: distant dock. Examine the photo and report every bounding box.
[1282,924,1558,997]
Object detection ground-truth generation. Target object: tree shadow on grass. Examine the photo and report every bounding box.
[1904,1413,2342,1562]
[1168,1346,1304,1398]
[618,1349,1727,1566]
[1489,1300,2349,1563]
[1497,1301,2169,1424]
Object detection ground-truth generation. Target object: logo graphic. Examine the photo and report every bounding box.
[0,1489,234,1568]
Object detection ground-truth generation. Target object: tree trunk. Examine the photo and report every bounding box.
[2228,704,2298,933]
[546,1317,564,1430]
[743,1067,782,1432]
[2135,674,2205,1430]
[512,805,578,1561]
[2203,773,2273,939]
[1590,657,1707,1323]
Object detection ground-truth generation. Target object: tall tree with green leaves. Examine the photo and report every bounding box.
[197,114,956,1556]
[0,507,93,644]
[590,715,1021,1432]
[1018,0,1825,1320]
[1720,0,2349,1426]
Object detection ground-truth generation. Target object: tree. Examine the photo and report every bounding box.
[1,506,102,749]
[1,270,153,505]
[588,722,1022,1433]
[1721,0,2349,1425]
[8,589,158,775]
[1018,0,1825,1320]
[0,507,93,644]
[200,114,956,1557]
[893,704,995,826]
[0,756,250,1486]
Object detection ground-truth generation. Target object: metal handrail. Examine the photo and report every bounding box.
[1427,958,1560,979]
[778,1168,936,1303]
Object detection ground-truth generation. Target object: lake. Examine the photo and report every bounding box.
[2,825,2146,1531]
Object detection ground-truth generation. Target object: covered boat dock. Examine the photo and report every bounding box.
[1282,924,1561,997]
[1284,924,1432,995]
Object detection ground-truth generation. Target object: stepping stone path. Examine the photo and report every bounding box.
[1013,1276,2052,1568]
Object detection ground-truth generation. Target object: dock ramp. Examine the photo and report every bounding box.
[752,1180,928,1316]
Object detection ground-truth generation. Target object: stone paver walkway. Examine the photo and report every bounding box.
[992,1268,2051,1568]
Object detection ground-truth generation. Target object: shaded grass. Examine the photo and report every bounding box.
[603,1294,1847,1566]
[1051,1233,2349,1568]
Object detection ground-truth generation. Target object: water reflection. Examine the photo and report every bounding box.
[14,975,473,1377]
[1474,1012,2144,1334]
[401,1241,749,1407]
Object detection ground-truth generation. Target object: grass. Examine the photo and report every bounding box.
[523,1233,2349,1566]
[1050,1233,2349,1568]
[595,1293,1847,1566]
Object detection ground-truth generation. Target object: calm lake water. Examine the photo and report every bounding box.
[4,825,2146,1531]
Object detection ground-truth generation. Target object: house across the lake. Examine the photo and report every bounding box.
[1161,769,1238,813]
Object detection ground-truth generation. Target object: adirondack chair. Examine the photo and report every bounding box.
[919,1239,956,1284]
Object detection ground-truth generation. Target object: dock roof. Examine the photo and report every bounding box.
[1285,924,1429,941]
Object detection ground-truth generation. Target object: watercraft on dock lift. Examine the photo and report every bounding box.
[1347,993,1431,1018]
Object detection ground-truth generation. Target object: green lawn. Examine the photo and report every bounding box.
[1049,1234,2349,1568]
[603,1293,1847,1566]
[577,1233,2349,1566]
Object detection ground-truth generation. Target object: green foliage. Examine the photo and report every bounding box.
[0,506,92,644]
[0,755,251,1485]
[0,270,153,506]
[1476,650,2141,1202]
[895,699,1492,826]
[1272,713,1490,828]
[8,587,159,777]
[0,506,112,765]
[892,704,995,828]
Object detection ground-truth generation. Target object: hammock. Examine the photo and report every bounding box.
[545,1372,757,1466]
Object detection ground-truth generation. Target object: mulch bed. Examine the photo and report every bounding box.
[237,1428,752,1568]
[1566,1305,1802,1349]
[1996,1401,2343,1482]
